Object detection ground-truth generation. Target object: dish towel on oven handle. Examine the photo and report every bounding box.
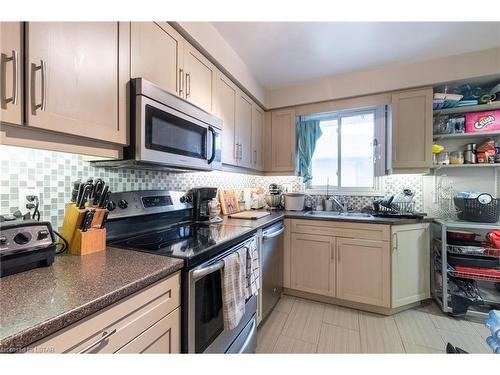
[222,247,247,331]
[245,237,260,298]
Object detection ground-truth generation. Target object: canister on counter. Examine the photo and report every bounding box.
[464,143,476,164]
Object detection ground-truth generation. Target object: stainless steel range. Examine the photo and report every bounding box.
[105,190,258,353]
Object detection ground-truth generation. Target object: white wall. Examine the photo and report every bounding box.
[175,22,267,106]
[267,47,500,109]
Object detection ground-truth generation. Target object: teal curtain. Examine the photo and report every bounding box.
[296,118,322,183]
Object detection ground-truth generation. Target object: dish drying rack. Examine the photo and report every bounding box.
[377,201,415,215]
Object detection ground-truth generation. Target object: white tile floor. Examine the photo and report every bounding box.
[256,295,493,353]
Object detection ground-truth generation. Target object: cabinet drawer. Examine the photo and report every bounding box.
[291,219,390,242]
[31,272,180,353]
[116,307,180,353]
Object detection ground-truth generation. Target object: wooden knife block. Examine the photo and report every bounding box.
[59,203,107,256]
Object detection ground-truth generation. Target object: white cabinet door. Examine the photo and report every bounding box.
[270,109,296,172]
[290,233,336,297]
[236,90,253,169]
[215,73,238,165]
[0,22,22,125]
[130,22,183,96]
[183,43,216,113]
[390,87,433,172]
[251,104,264,170]
[391,224,430,308]
[26,22,127,145]
[336,237,390,308]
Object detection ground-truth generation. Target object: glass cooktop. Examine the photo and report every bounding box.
[110,222,252,265]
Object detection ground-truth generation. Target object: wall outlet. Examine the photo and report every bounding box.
[18,188,41,214]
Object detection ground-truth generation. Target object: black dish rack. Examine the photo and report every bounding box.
[454,196,500,223]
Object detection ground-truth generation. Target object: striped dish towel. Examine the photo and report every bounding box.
[222,247,247,331]
[245,238,260,298]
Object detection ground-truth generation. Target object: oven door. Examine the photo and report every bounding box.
[187,238,258,353]
[136,95,215,171]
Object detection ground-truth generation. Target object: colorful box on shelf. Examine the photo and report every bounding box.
[465,110,500,133]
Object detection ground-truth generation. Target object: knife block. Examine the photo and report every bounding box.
[68,228,106,256]
[59,203,87,252]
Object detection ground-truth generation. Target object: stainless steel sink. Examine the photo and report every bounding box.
[304,211,373,218]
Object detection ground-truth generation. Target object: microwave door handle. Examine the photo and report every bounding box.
[207,126,217,164]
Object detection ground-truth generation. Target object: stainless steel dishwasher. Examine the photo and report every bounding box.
[261,221,285,321]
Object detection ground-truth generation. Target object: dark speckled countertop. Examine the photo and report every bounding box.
[0,247,183,353]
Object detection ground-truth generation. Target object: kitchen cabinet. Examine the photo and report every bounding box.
[215,72,238,165]
[25,22,128,145]
[0,22,22,125]
[391,223,430,308]
[336,237,390,308]
[130,22,183,96]
[290,233,336,297]
[182,43,216,113]
[251,104,264,170]
[30,273,181,353]
[389,87,433,173]
[269,109,296,173]
[235,90,253,169]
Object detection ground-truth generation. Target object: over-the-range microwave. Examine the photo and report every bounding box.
[93,78,222,172]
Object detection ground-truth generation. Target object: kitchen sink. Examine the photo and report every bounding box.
[304,211,373,218]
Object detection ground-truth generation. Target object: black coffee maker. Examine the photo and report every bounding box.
[182,187,218,221]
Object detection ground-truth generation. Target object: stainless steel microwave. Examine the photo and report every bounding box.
[121,78,222,171]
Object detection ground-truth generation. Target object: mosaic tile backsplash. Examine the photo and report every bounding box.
[0,145,423,228]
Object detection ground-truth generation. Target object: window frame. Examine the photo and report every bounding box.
[304,106,386,196]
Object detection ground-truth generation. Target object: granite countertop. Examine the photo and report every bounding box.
[0,247,183,353]
[221,210,432,228]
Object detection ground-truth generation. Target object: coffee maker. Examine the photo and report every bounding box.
[182,187,218,221]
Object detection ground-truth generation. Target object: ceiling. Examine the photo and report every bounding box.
[211,22,500,90]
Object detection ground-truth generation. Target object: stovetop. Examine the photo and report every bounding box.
[109,221,253,267]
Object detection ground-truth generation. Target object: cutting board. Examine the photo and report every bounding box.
[228,211,271,220]
[219,189,240,215]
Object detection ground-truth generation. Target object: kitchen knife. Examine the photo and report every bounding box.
[76,182,85,205]
[92,180,105,206]
[71,180,81,203]
[78,184,93,209]
[98,186,110,208]
[100,211,109,229]
[80,210,95,232]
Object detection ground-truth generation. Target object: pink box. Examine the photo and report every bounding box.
[465,110,500,133]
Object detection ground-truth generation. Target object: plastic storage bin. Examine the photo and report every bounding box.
[454,197,500,223]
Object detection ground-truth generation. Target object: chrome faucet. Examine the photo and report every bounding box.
[330,196,349,213]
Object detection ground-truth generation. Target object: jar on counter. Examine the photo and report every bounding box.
[464,143,476,164]
[450,151,464,164]
[437,152,450,165]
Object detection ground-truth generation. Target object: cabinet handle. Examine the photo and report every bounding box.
[33,60,47,111]
[239,144,243,160]
[78,329,117,353]
[186,72,191,98]
[234,143,239,160]
[331,247,334,261]
[179,69,184,96]
[392,233,398,251]
[5,50,19,105]
[253,150,257,164]
[337,248,340,263]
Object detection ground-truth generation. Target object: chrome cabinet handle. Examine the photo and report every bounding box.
[253,150,257,164]
[234,143,239,160]
[5,50,19,105]
[186,73,191,98]
[179,68,184,96]
[238,144,242,160]
[392,233,398,251]
[78,329,117,353]
[32,60,47,111]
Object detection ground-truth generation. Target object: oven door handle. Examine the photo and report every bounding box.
[192,260,224,280]
[207,126,217,164]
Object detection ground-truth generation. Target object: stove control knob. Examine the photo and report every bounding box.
[0,236,7,246]
[37,230,50,240]
[14,232,32,245]
[118,199,128,209]
[107,200,117,211]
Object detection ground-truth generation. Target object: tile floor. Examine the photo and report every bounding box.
[256,295,492,353]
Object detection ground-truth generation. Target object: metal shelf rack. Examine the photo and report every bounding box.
[431,219,500,320]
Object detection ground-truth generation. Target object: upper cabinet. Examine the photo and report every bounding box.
[268,109,296,173]
[0,22,23,125]
[235,91,253,169]
[215,72,238,165]
[25,22,128,145]
[251,104,264,171]
[182,43,216,113]
[130,22,182,96]
[388,87,433,173]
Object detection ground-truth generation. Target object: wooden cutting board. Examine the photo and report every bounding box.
[219,189,240,215]
[228,211,271,220]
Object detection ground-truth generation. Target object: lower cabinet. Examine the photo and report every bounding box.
[391,223,430,308]
[336,238,390,308]
[290,233,335,297]
[30,272,180,354]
